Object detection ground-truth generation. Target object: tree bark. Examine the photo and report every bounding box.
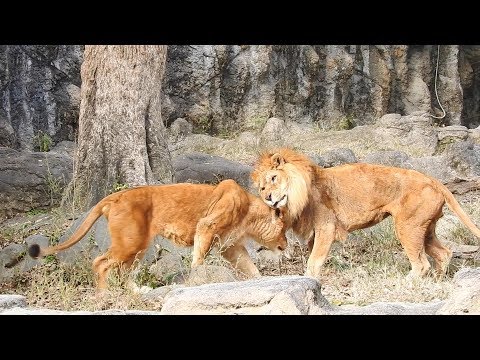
[74,45,174,208]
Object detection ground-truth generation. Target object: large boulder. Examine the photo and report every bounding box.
[160,275,331,315]
[437,267,480,314]
[0,147,73,218]
[173,152,253,189]
[319,148,357,168]
[375,112,438,156]
[362,150,412,168]
[409,156,458,183]
[185,264,237,286]
[260,117,288,144]
[0,244,26,282]
[443,141,480,179]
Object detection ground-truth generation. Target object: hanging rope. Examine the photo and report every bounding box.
[430,45,447,120]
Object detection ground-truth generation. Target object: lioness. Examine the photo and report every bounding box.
[28,179,288,289]
[251,148,480,279]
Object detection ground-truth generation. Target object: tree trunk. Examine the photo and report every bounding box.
[74,45,174,208]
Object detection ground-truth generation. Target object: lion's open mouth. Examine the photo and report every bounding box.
[273,195,287,208]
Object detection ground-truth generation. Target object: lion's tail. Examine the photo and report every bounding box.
[435,180,480,239]
[28,196,113,259]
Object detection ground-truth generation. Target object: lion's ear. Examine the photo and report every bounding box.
[271,153,285,169]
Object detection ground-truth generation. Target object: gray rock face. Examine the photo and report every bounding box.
[0,147,73,217]
[437,267,480,314]
[161,275,331,315]
[3,45,479,152]
[173,152,253,189]
[0,45,83,150]
[49,140,76,157]
[161,45,475,131]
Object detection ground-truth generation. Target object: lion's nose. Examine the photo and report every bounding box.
[277,245,285,251]
[265,194,272,202]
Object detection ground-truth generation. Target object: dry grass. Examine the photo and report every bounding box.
[1,202,479,311]
[3,255,161,311]
[2,143,480,311]
[443,195,480,246]
[262,216,478,306]
[0,207,76,249]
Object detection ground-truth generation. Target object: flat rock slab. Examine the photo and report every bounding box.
[0,294,27,309]
[335,301,445,315]
[161,275,332,315]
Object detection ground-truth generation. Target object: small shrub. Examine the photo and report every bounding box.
[34,131,53,152]
[110,182,129,194]
[337,114,356,130]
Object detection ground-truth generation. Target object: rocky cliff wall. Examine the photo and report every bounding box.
[2,45,480,150]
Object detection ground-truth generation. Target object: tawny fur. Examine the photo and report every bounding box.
[28,179,288,289]
[251,148,480,279]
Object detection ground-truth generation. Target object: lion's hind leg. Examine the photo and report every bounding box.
[425,220,452,277]
[394,221,431,278]
[92,251,118,290]
[93,232,152,290]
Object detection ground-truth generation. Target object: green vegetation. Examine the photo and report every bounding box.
[110,182,129,193]
[26,208,47,216]
[193,116,214,134]
[435,136,457,154]
[34,131,53,152]
[244,116,268,131]
[337,114,356,130]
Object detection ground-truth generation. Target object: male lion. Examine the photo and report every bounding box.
[28,179,288,289]
[251,148,480,279]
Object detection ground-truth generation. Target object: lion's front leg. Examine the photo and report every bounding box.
[191,216,219,267]
[220,243,261,279]
[191,233,215,268]
[305,223,336,279]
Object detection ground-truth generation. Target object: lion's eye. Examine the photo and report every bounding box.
[261,187,265,191]
[271,175,277,183]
